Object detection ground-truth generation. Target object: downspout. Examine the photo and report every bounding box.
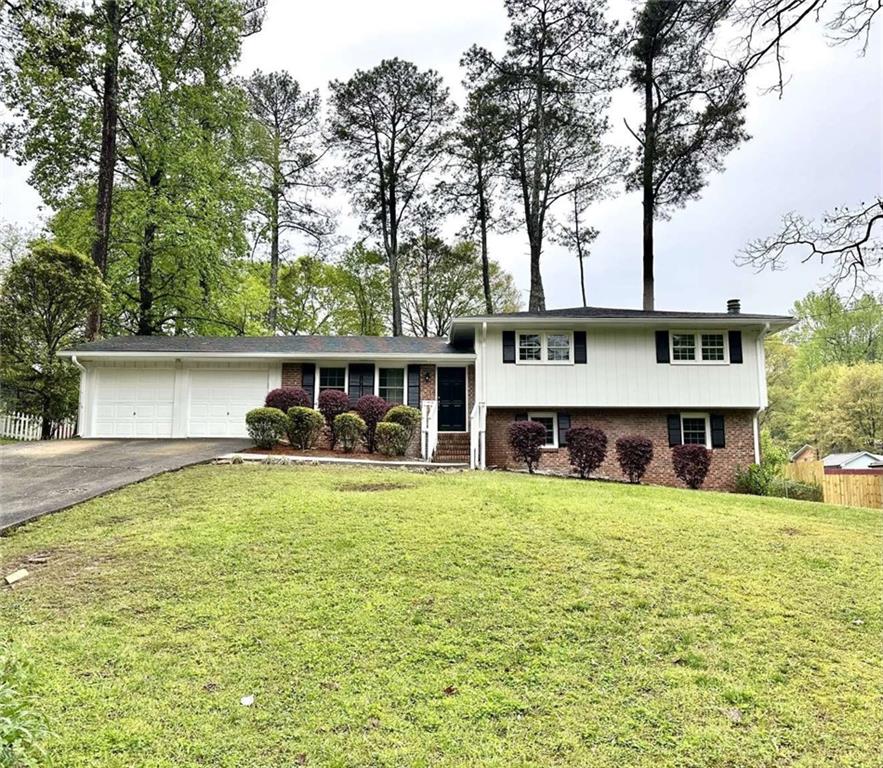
[71,355,87,438]
[754,323,771,464]
[481,322,488,470]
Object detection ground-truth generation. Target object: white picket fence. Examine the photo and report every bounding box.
[0,411,77,441]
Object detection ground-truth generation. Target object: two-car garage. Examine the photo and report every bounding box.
[86,364,277,439]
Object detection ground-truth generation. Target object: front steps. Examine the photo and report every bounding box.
[433,432,470,464]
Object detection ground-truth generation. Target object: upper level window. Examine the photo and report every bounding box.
[378,368,404,404]
[670,332,728,364]
[701,333,725,361]
[518,333,542,361]
[671,334,696,361]
[517,332,573,364]
[546,334,571,361]
[319,367,345,391]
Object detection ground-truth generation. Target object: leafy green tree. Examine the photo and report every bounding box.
[760,334,798,445]
[0,243,107,437]
[463,0,623,312]
[628,0,748,310]
[399,207,520,336]
[244,70,333,330]
[333,245,390,335]
[788,290,883,371]
[328,58,456,336]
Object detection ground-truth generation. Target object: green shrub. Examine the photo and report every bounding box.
[375,422,409,456]
[245,407,288,449]
[735,463,774,496]
[383,405,421,444]
[767,477,824,502]
[334,412,366,452]
[286,407,324,449]
[0,647,49,767]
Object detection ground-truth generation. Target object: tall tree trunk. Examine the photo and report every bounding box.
[528,235,545,311]
[477,168,493,314]
[387,190,402,337]
[137,170,162,336]
[641,51,655,311]
[573,190,587,307]
[86,0,121,340]
[528,23,547,313]
[267,184,280,331]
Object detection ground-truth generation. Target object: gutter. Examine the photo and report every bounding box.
[70,354,86,372]
[57,350,477,362]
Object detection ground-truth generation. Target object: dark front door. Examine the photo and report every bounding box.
[348,363,375,406]
[437,367,466,431]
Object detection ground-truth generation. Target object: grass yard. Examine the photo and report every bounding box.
[1,465,880,767]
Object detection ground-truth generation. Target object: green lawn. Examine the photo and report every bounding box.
[1,466,880,767]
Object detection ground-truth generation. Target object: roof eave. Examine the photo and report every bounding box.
[450,315,795,332]
[57,350,475,362]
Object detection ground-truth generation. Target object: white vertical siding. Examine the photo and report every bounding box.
[481,326,764,408]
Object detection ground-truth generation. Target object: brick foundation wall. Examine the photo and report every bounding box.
[281,363,302,388]
[485,408,756,491]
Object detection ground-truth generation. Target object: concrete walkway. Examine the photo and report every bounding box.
[0,438,250,532]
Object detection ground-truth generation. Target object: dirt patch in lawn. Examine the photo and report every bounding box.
[244,445,413,462]
[336,482,415,493]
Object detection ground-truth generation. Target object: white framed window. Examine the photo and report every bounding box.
[518,332,542,361]
[700,333,725,361]
[681,412,710,448]
[671,332,728,364]
[528,411,558,448]
[319,367,346,392]
[517,332,574,364]
[378,367,405,404]
[546,333,571,362]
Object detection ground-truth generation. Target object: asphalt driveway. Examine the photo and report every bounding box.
[0,438,249,531]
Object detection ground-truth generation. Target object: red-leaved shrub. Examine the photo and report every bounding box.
[672,444,711,489]
[615,435,653,483]
[318,389,351,448]
[508,420,547,473]
[566,426,607,479]
[354,395,389,452]
[265,386,310,413]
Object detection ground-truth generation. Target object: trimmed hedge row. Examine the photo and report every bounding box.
[506,420,712,489]
[245,399,422,457]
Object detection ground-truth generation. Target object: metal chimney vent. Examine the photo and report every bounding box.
[727,299,741,314]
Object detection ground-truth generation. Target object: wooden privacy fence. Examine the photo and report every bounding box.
[784,461,882,509]
[0,411,77,442]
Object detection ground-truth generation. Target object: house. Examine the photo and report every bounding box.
[790,444,817,463]
[58,300,794,490]
[821,451,883,474]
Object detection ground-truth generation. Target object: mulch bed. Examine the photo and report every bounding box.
[242,445,415,462]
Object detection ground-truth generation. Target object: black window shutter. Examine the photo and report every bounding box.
[655,331,670,363]
[728,330,743,364]
[574,331,587,364]
[514,412,528,422]
[503,330,516,363]
[557,413,571,446]
[407,365,421,408]
[348,363,375,406]
[710,414,726,448]
[667,414,682,447]
[302,363,315,404]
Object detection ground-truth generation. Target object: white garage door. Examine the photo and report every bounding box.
[93,368,175,437]
[188,369,269,438]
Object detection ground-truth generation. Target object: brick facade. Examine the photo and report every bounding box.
[485,408,756,491]
[281,363,302,388]
[420,365,436,402]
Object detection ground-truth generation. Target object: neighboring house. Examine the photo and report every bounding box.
[821,452,883,474]
[59,300,794,490]
[790,445,817,463]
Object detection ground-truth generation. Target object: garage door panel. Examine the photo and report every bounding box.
[188,369,269,438]
[93,369,175,438]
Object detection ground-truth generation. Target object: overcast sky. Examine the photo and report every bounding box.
[1,0,880,316]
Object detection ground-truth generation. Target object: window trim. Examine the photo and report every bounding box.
[669,331,729,365]
[680,412,711,448]
[516,331,575,365]
[316,365,347,406]
[528,411,558,448]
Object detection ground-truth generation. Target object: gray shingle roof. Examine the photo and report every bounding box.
[64,335,469,356]
[459,305,794,321]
